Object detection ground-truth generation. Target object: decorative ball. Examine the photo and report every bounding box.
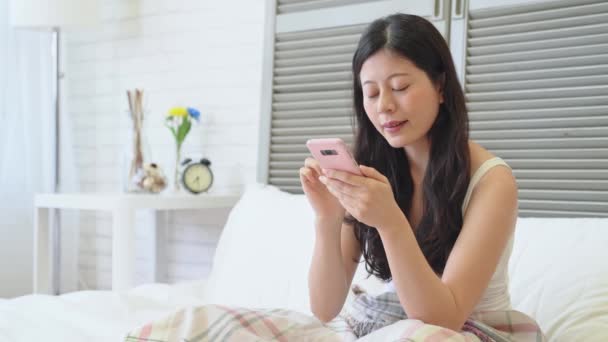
[137,163,167,193]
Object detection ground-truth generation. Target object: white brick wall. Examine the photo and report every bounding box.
[64,0,266,290]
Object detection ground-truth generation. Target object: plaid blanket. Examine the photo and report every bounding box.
[125,305,342,342]
[125,287,545,342]
[341,285,546,341]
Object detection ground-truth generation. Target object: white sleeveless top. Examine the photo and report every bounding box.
[385,157,514,313]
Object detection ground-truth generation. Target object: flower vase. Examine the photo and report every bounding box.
[173,145,182,192]
[165,106,201,192]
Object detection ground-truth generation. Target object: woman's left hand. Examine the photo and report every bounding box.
[319,165,405,230]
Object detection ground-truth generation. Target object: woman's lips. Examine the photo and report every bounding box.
[383,120,407,133]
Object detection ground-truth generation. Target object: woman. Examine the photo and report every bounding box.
[301,14,518,334]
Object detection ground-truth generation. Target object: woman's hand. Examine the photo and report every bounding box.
[299,157,346,222]
[319,165,405,230]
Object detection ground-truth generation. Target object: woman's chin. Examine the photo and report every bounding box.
[384,135,410,148]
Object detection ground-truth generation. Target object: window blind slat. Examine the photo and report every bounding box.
[273,108,352,119]
[272,135,354,145]
[475,137,608,149]
[467,64,608,83]
[466,85,608,102]
[518,199,607,213]
[506,159,608,169]
[517,179,608,191]
[468,33,608,56]
[277,0,383,14]
[273,117,351,128]
[469,13,608,38]
[275,81,352,93]
[466,75,608,92]
[274,90,351,102]
[518,209,608,218]
[467,54,608,74]
[275,72,351,85]
[470,127,607,140]
[491,148,608,159]
[276,24,365,41]
[467,96,608,111]
[275,62,351,76]
[513,169,606,180]
[276,35,361,51]
[519,189,608,202]
[273,99,351,111]
[467,44,608,65]
[469,106,608,121]
[470,116,608,130]
[272,125,353,136]
[469,23,608,47]
[469,0,605,23]
[276,45,356,60]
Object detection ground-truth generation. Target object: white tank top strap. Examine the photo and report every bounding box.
[461,157,511,214]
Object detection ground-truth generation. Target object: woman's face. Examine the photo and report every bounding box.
[359,49,443,148]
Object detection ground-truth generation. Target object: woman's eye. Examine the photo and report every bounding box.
[394,86,409,92]
[366,92,379,98]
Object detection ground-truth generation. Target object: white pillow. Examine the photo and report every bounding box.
[206,185,608,341]
[205,183,391,315]
[509,218,608,340]
[205,183,317,314]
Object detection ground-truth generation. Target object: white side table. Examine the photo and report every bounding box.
[33,193,240,294]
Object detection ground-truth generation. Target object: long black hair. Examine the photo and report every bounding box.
[345,13,470,279]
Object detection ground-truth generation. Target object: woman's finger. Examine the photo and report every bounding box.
[304,157,322,176]
[320,176,357,197]
[299,167,316,183]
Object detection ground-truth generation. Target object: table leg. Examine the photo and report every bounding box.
[112,208,135,291]
[33,207,51,294]
[152,210,168,283]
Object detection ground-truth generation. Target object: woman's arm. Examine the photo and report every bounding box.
[308,219,361,322]
[380,166,517,330]
[320,164,517,331]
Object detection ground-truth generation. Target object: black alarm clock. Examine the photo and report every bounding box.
[180,158,213,194]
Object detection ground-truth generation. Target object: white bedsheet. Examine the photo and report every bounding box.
[0,218,606,341]
[0,281,207,341]
[508,218,608,341]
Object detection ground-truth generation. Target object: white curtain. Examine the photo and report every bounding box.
[0,0,79,297]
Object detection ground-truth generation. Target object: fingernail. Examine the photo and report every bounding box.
[321,169,327,175]
[319,176,327,183]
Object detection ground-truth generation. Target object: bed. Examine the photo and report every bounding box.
[0,183,606,341]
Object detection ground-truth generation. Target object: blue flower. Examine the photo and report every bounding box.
[187,107,200,122]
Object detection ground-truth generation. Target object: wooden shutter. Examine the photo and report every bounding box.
[465,0,608,217]
[259,0,448,193]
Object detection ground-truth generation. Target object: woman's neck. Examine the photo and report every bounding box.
[404,137,431,182]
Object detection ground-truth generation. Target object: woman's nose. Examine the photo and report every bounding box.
[377,92,396,114]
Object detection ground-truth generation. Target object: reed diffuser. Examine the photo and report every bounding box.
[125,89,146,192]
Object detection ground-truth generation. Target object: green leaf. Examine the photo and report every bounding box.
[176,119,192,144]
[164,122,178,140]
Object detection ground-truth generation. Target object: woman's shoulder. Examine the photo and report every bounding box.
[467,140,515,186]
[468,140,497,175]
[464,140,518,214]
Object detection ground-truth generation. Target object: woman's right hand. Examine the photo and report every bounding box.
[299,157,345,222]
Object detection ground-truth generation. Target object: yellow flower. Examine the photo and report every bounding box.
[168,107,188,117]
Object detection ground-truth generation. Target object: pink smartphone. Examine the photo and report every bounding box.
[306,138,363,176]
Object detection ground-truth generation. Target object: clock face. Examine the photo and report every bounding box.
[182,164,213,194]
